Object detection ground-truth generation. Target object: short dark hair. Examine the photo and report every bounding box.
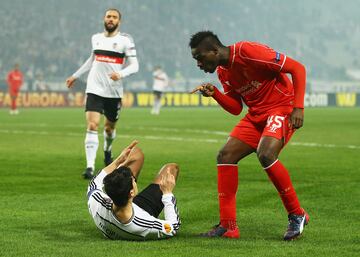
[189,31,223,49]
[103,166,133,207]
[105,8,122,19]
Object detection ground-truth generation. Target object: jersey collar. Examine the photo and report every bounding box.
[221,44,236,70]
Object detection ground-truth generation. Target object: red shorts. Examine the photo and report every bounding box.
[230,111,295,149]
[9,88,20,97]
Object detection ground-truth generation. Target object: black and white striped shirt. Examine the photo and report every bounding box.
[87,170,180,240]
[73,32,139,98]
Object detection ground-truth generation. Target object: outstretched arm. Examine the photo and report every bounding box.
[191,83,243,115]
[73,53,95,79]
[66,53,94,88]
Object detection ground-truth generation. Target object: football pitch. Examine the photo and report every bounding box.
[0,107,359,257]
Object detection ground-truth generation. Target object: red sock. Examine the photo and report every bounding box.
[264,160,303,215]
[218,164,238,230]
[11,98,16,110]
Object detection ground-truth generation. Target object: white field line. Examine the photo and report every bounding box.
[0,129,220,144]
[129,126,229,136]
[0,129,359,150]
[2,123,229,135]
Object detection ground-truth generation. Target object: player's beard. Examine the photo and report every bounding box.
[104,22,119,33]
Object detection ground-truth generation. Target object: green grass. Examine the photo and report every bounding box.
[0,107,359,257]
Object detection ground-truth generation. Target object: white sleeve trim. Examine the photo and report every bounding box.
[230,44,236,67]
[280,55,287,71]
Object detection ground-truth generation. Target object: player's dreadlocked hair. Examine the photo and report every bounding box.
[189,31,223,49]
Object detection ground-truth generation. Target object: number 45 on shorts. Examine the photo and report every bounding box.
[266,115,285,133]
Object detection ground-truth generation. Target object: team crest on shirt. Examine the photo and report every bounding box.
[275,52,281,63]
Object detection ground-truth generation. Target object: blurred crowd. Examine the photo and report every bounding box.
[1,0,359,90]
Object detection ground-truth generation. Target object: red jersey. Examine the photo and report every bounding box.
[217,42,296,115]
[7,70,24,90]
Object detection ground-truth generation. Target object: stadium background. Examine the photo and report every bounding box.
[0,1,359,257]
[0,0,360,104]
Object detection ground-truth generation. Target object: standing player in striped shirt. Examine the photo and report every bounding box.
[190,31,308,240]
[87,140,181,240]
[66,8,139,179]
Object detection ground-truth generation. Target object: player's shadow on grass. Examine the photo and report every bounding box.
[174,222,282,242]
[34,213,283,243]
[35,220,105,242]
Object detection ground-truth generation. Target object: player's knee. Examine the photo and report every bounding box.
[104,126,113,135]
[129,147,145,162]
[257,150,277,167]
[130,147,144,161]
[217,149,234,164]
[87,121,99,131]
[162,163,180,178]
[217,149,224,163]
[164,163,179,172]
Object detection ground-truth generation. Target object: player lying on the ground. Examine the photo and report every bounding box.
[87,140,181,240]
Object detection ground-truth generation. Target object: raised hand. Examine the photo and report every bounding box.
[103,140,139,173]
[159,169,176,194]
[116,140,139,166]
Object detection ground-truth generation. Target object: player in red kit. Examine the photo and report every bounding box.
[189,31,309,240]
[6,64,24,115]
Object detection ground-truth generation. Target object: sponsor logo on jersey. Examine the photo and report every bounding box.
[95,55,124,64]
[235,80,262,96]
